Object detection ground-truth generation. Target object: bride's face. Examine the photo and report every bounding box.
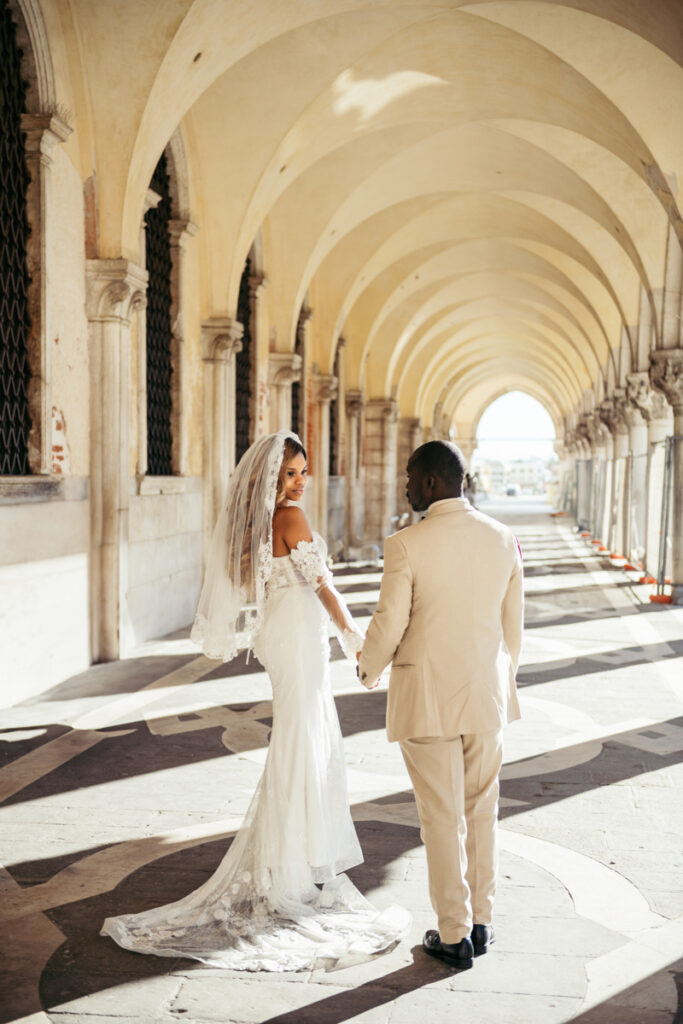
[283,452,308,502]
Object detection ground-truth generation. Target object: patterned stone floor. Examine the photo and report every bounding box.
[2,499,683,1024]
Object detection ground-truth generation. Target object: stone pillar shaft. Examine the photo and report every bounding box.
[364,398,398,543]
[650,349,683,600]
[86,259,147,661]
[310,373,337,534]
[267,352,302,433]
[344,390,364,556]
[201,319,243,552]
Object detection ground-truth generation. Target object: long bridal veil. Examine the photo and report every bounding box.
[189,430,296,662]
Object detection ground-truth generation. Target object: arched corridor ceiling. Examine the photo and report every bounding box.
[55,0,683,433]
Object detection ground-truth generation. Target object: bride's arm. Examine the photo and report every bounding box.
[277,506,364,657]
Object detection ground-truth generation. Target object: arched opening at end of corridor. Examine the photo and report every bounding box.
[470,392,557,509]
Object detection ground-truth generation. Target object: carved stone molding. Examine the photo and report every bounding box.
[86,259,148,322]
[366,398,398,423]
[268,352,301,387]
[311,373,338,404]
[248,271,268,300]
[345,389,364,417]
[576,413,609,450]
[201,318,244,362]
[21,112,71,164]
[626,371,670,423]
[298,304,313,328]
[168,218,198,249]
[650,348,683,413]
[598,396,628,437]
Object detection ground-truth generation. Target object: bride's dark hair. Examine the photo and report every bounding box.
[275,437,307,507]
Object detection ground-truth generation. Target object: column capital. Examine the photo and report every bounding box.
[268,351,301,387]
[298,304,313,328]
[345,389,364,416]
[576,412,609,450]
[86,259,148,321]
[626,371,670,422]
[21,112,72,165]
[366,397,398,423]
[248,271,268,299]
[168,218,199,248]
[311,373,338,404]
[650,348,683,414]
[597,396,628,437]
[201,317,244,362]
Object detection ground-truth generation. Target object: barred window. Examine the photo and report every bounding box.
[0,0,31,475]
[145,152,173,475]
[292,307,304,437]
[235,256,252,465]
[329,344,341,476]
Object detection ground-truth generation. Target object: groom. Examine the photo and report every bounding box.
[358,440,523,969]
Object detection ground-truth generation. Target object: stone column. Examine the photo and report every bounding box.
[267,353,302,432]
[248,271,268,441]
[598,395,629,556]
[622,400,648,566]
[626,371,674,576]
[650,349,683,601]
[22,112,72,473]
[297,305,313,450]
[168,218,198,474]
[86,260,147,661]
[200,319,243,550]
[364,398,399,544]
[310,373,338,534]
[344,390,364,556]
[397,417,421,519]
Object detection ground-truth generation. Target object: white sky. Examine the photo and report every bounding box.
[474,391,556,461]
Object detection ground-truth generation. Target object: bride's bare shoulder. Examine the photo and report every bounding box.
[273,505,313,546]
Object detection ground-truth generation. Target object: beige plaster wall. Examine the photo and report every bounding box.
[0,487,90,705]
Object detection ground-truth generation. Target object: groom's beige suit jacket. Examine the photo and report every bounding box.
[359,498,523,741]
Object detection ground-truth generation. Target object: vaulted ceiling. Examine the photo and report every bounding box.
[52,0,683,435]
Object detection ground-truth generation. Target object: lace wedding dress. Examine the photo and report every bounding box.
[101,534,410,971]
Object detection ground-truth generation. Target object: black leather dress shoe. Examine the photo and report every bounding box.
[471,923,495,955]
[422,929,473,969]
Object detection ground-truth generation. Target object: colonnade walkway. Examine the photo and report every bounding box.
[2,499,683,1024]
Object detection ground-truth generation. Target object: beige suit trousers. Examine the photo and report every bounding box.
[400,729,504,944]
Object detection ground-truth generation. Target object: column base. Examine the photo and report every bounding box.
[670,584,683,606]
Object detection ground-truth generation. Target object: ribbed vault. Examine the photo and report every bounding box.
[55,0,683,435]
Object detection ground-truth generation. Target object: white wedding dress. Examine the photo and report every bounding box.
[101,536,410,971]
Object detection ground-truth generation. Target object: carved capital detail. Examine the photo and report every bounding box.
[168,219,199,248]
[650,348,683,413]
[248,271,268,299]
[311,373,338,404]
[576,412,609,449]
[21,112,72,165]
[86,259,148,321]
[598,396,628,437]
[626,371,670,422]
[345,389,364,417]
[268,352,301,387]
[366,398,398,423]
[201,318,244,362]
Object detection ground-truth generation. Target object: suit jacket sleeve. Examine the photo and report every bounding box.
[358,532,413,687]
[501,542,524,673]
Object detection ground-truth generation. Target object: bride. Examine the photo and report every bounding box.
[102,430,410,971]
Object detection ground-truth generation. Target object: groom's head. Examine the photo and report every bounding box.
[406,441,466,512]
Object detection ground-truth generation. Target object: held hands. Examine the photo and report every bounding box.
[356,650,380,689]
